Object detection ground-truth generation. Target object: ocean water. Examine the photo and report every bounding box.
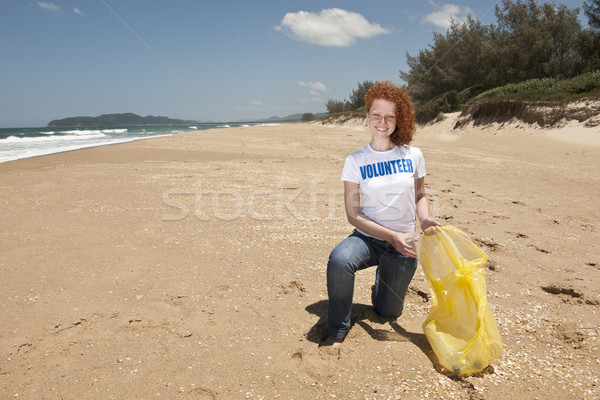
[0,123,277,163]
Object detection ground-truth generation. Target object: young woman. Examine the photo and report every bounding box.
[325,81,441,347]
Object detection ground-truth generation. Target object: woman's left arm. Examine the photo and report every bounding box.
[415,177,442,231]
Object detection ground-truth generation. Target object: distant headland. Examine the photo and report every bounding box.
[45,112,328,127]
[46,113,197,127]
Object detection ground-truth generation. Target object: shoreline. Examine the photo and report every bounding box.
[0,123,284,165]
[3,112,598,165]
[0,133,174,165]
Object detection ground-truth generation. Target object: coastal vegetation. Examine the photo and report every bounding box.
[301,113,316,122]
[325,80,374,114]
[326,0,600,125]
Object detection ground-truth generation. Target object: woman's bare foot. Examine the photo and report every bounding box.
[322,336,344,347]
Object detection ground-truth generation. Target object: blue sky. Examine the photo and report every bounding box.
[0,0,587,127]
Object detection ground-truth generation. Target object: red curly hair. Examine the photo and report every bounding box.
[365,81,415,146]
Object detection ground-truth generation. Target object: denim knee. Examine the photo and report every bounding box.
[326,248,357,296]
[327,236,371,278]
[372,255,417,319]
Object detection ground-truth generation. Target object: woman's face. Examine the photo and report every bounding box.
[367,98,397,141]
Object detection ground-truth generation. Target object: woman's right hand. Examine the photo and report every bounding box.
[388,232,418,258]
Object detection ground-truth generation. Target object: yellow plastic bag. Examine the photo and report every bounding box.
[419,225,503,375]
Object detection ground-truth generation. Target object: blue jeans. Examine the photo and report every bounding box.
[326,230,418,339]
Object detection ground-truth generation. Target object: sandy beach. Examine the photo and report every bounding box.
[1,116,599,399]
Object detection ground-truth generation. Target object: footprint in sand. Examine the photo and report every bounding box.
[541,285,599,305]
[278,280,306,295]
[189,386,218,399]
[486,259,499,271]
[533,245,550,254]
[292,347,340,380]
[553,321,587,350]
[474,237,500,251]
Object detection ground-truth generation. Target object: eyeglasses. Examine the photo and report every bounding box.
[369,114,396,124]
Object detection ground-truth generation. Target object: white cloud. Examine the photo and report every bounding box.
[423,4,472,29]
[37,1,60,12]
[74,8,84,15]
[249,100,264,106]
[276,8,390,47]
[298,81,329,92]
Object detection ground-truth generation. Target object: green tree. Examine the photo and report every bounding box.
[325,99,346,114]
[493,0,583,81]
[349,80,376,110]
[584,0,600,31]
[401,17,495,104]
[582,0,600,70]
[301,113,315,122]
[436,90,460,113]
[400,0,588,108]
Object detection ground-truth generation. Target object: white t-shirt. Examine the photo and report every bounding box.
[341,144,426,237]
